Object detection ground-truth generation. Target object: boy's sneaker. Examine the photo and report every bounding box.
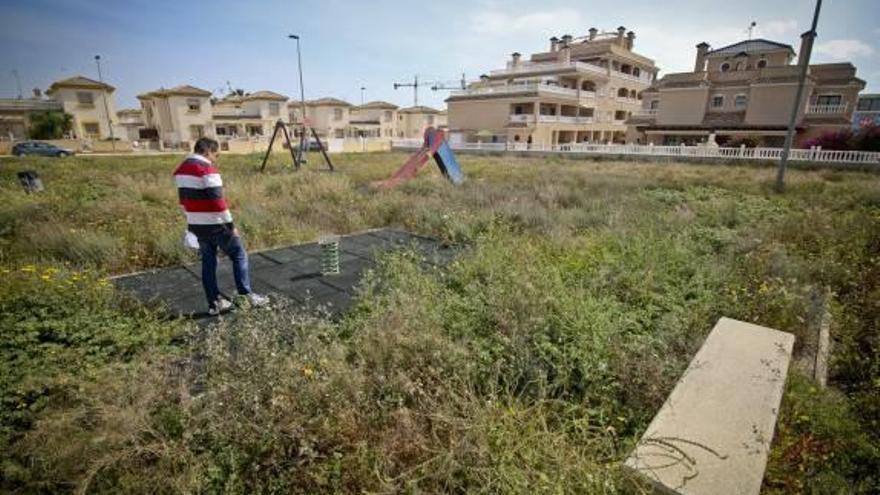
[208,298,234,316]
[246,293,270,307]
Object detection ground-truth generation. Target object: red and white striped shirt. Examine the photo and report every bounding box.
[173,154,233,237]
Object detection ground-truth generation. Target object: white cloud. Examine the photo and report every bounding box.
[469,9,585,36]
[814,39,874,59]
[756,19,798,38]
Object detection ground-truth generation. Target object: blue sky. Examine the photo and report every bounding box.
[1,0,878,110]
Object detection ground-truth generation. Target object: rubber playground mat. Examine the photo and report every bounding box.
[112,229,456,325]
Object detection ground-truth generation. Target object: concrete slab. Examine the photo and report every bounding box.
[624,317,795,495]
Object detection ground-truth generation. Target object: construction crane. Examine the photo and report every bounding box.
[393,75,421,106]
[431,73,467,91]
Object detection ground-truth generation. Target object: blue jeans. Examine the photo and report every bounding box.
[197,230,252,307]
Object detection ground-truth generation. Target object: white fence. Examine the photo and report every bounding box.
[390,140,880,165]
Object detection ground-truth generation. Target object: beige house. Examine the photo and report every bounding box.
[397,106,446,138]
[289,97,353,139]
[46,76,120,140]
[447,27,657,146]
[0,96,64,141]
[350,101,398,138]
[137,85,214,149]
[213,90,288,140]
[116,109,145,141]
[627,36,866,146]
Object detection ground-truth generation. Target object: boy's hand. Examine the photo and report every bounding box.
[232,227,240,237]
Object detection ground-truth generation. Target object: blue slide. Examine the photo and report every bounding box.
[425,128,465,185]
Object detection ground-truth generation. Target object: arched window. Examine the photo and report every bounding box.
[735,62,743,71]
[617,88,629,98]
[629,89,637,99]
[756,59,768,69]
[633,67,641,77]
[720,62,730,72]
[650,100,659,110]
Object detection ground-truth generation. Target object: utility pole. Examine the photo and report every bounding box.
[393,75,419,106]
[10,70,22,99]
[289,34,308,164]
[94,55,116,151]
[776,0,822,193]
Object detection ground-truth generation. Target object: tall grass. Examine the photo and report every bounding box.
[1,152,879,492]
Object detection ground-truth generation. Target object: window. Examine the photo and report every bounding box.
[189,125,204,140]
[756,59,768,69]
[246,125,263,136]
[186,99,201,113]
[215,126,227,136]
[268,102,280,116]
[399,115,403,121]
[333,108,344,120]
[614,110,627,121]
[816,94,842,106]
[734,94,748,109]
[720,62,730,72]
[383,110,392,122]
[650,100,659,110]
[76,92,95,107]
[617,88,629,98]
[334,129,344,138]
[514,105,523,115]
[711,95,724,108]
[83,123,100,137]
[633,67,641,77]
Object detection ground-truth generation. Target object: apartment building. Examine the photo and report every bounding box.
[447,27,657,146]
[627,36,866,146]
[137,85,214,148]
[289,97,353,139]
[853,94,880,130]
[45,76,120,140]
[213,90,288,139]
[397,106,447,138]
[350,101,398,138]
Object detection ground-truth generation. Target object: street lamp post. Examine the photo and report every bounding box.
[94,55,116,151]
[776,0,822,192]
[360,86,365,106]
[289,34,307,164]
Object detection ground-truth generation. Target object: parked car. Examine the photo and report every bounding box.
[12,141,75,157]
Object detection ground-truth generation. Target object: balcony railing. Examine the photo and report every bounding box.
[490,60,608,77]
[450,83,587,100]
[633,109,657,117]
[806,104,848,115]
[509,114,595,124]
[613,71,654,84]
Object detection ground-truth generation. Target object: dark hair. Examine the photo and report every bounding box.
[193,137,219,155]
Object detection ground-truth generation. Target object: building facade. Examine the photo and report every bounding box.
[116,108,145,141]
[45,76,120,140]
[350,101,399,138]
[289,97,354,139]
[137,85,214,148]
[397,106,447,138]
[853,93,880,130]
[446,27,657,146]
[627,36,866,146]
[0,97,64,141]
[213,90,288,140]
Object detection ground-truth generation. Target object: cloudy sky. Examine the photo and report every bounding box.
[1,0,877,110]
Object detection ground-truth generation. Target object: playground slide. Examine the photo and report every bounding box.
[371,127,465,189]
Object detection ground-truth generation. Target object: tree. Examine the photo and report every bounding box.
[27,111,73,140]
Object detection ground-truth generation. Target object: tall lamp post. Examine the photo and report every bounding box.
[94,55,116,151]
[289,34,307,164]
[360,86,365,106]
[776,0,822,192]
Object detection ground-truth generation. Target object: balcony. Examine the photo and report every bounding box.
[613,71,654,84]
[633,109,657,117]
[490,60,608,77]
[806,104,848,115]
[450,83,593,101]
[508,114,595,125]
